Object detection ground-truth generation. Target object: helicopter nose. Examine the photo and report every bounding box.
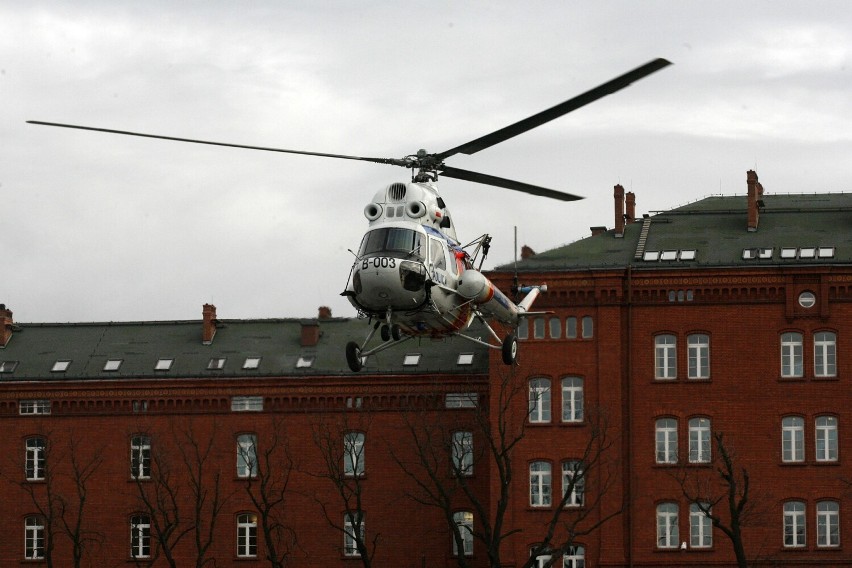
[350,259,427,311]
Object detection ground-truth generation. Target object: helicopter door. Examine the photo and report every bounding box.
[428,237,449,286]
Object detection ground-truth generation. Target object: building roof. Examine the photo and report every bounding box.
[0,317,488,381]
[500,193,852,272]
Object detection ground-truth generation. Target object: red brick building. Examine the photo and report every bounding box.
[1,170,851,566]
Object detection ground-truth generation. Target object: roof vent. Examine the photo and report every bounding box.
[388,183,407,202]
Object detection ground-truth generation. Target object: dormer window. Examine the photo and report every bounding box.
[51,360,71,372]
[154,358,173,371]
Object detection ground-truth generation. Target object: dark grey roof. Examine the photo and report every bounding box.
[498,193,852,272]
[0,317,488,381]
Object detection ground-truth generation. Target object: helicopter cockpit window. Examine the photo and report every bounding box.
[429,238,447,271]
[358,228,424,261]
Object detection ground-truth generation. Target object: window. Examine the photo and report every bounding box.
[561,377,583,423]
[517,320,529,340]
[687,334,710,379]
[132,400,148,413]
[563,545,585,568]
[154,358,173,371]
[548,318,561,339]
[533,317,545,339]
[688,417,711,463]
[531,548,553,568]
[242,357,261,370]
[403,353,421,366]
[25,437,46,481]
[344,512,365,556]
[817,501,840,547]
[782,416,805,462]
[566,317,577,339]
[815,416,838,462]
[130,515,151,558]
[51,360,70,372]
[690,503,712,548]
[655,335,677,379]
[445,392,478,408]
[799,291,817,308]
[20,400,50,415]
[0,360,18,373]
[231,396,263,412]
[236,434,257,478]
[529,461,552,507]
[561,460,584,507]
[456,353,474,366]
[131,435,151,480]
[344,432,365,477]
[25,516,45,560]
[814,332,836,377]
[453,511,474,556]
[780,332,803,377]
[103,359,122,371]
[207,357,226,370]
[655,418,678,464]
[528,378,551,423]
[452,431,473,476]
[784,501,806,548]
[237,513,258,557]
[581,316,593,338]
[656,503,679,548]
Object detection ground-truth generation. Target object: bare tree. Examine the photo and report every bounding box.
[239,417,299,568]
[673,431,755,568]
[56,436,106,568]
[309,410,377,568]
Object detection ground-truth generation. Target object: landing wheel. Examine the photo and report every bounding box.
[345,341,363,372]
[380,325,390,342]
[501,333,518,365]
[391,324,402,341]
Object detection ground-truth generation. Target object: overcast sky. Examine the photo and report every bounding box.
[3,1,852,323]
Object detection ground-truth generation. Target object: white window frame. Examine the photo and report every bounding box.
[655,335,677,379]
[103,359,123,371]
[25,515,45,560]
[690,503,712,548]
[814,331,836,377]
[452,511,474,557]
[154,358,173,371]
[25,437,46,481]
[130,435,151,480]
[784,501,806,548]
[445,392,478,408]
[655,418,678,464]
[344,512,365,557]
[130,515,151,559]
[561,460,584,507]
[563,545,585,568]
[815,416,838,462]
[561,377,584,423]
[231,396,263,412]
[782,416,805,463]
[344,432,365,477]
[242,357,261,370]
[780,332,803,377]
[529,461,552,507]
[687,334,710,379]
[656,502,679,549]
[237,513,258,557]
[688,417,711,464]
[817,501,840,548]
[236,434,257,478]
[528,378,551,423]
[452,431,473,476]
[20,400,51,415]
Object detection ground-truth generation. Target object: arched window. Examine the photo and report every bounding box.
[656,502,679,548]
[815,416,838,462]
[783,501,806,548]
[25,437,46,481]
[529,461,552,507]
[130,514,151,559]
[452,511,474,556]
[655,335,677,379]
[689,503,712,548]
[687,333,710,379]
[816,501,840,547]
[237,513,258,557]
[655,418,678,464]
[781,416,805,462]
[528,379,551,423]
[561,377,583,423]
[780,332,803,377]
[24,516,45,560]
[236,434,257,478]
[688,417,711,463]
[130,435,151,479]
[814,331,837,377]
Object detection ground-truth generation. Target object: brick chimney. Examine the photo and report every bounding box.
[0,304,13,347]
[625,191,636,224]
[614,184,625,237]
[301,320,321,347]
[202,304,217,345]
[520,245,536,260]
[747,170,764,232]
[318,306,332,320]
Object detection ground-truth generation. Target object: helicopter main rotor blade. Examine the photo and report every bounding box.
[439,165,582,202]
[435,58,672,160]
[26,121,409,167]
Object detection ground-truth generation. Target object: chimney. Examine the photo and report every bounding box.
[318,306,332,320]
[301,320,321,347]
[520,245,536,260]
[202,304,217,345]
[590,226,607,237]
[0,304,13,347]
[614,184,625,237]
[625,191,636,224]
[747,170,763,232]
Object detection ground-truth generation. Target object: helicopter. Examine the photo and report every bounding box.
[28,58,670,372]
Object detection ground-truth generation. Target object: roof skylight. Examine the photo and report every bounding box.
[0,360,18,373]
[457,353,474,365]
[154,358,174,371]
[103,359,122,372]
[403,354,421,366]
[207,357,226,370]
[51,360,71,372]
[243,357,261,370]
[660,250,678,261]
[296,356,315,368]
